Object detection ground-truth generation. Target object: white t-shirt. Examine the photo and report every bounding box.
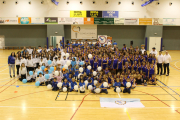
[150,50,158,56]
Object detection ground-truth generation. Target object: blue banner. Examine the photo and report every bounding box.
[102,11,119,18]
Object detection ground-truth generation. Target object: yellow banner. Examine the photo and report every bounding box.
[70,11,86,17]
[139,18,152,25]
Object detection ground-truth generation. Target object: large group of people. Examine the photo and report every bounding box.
[7,40,171,94]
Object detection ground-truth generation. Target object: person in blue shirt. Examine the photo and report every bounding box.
[75,41,79,47]
[63,70,69,79]
[87,79,94,88]
[54,44,60,51]
[70,78,78,92]
[68,65,73,74]
[86,68,90,76]
[114,78,121,92]
[79,79,85,93]
[52,78,59,91]
[59,40,63,47]
[62,78,69,90]
[100,80,108,94]
[74,66,79,81]
[8,52,16,78]
[67,74,72,83]
[123,78,131,94]
[71,58,76,71]
[113,41,117,46]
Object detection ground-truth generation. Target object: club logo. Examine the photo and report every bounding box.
[115,100,126,105]
[98,35,107,44]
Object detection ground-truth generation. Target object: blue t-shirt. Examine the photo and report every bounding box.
[70,82,77,89]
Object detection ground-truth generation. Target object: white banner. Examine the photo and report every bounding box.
[152,18,163,25]
[0,17,18,24]
[163,18,177,25]
[100,98,145,108]
[124,18,138,25]
[31,17,44,24]
[58,18,73,24]
[72,18,84,24]
[71,25,97,39]
[114,18,124,25]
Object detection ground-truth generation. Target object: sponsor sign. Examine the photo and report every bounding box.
[44,17,58,24]
[70,11,86,17]
[87,11,102,17]
[102,11,119,18]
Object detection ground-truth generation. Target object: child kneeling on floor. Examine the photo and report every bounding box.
[123,78,131,94]
[114,78,121,92]
[100,80,108,94]
[70,78,78,92]
[79,79,85,93]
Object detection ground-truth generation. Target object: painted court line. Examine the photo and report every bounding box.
[0,106,180,109]
[134,90,180,114]
[0,68,8,73]
[70,93,91,120]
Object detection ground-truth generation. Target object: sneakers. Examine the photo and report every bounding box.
[13,75,15,77]
[10,75,12,78]
[166,74,169,76]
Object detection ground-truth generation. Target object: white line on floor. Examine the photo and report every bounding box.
[0,106,179,109]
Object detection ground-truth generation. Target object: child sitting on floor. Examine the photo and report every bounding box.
[52,78,59,91]
[100,80,108,94]
[123,78,131,94]
[149,74,157,85]
[114,78,121,92]
[70,78,78,92]
[79,79,85,93]
[62,78,69,90]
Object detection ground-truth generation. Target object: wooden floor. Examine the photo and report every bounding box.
[0,50,180,120]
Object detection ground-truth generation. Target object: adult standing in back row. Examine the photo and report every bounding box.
[163,51,171,76]
[157,51,164,76]
[8,52,16,78]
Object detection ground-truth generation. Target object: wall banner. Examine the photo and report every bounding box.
[124,18,138,25]
[94,18,114,24]
[84,18,94,24]
[58,18,73,24]
[152,18,163,25]
[72,18,84,24]
[87,11,102,17]
[31,17,44,24]
[71,25,97,39]
[98,35,108,44]
[114,18,124,25]
[18,17,31,24]
[139,18,152,25]
[0,17,18,24]
[70,11,86,17]
[102,11,119,18]
[163,18,176,25]
[44,17,58,24]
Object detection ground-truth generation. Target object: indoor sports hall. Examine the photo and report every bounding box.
[0,0,180,120]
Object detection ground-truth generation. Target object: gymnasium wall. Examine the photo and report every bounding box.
[0,25,47,47]
[0,0,179,18]
[145,26,163,51]
[163,26,180,50]
[63,25,146,48]
[97,25,146,48]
